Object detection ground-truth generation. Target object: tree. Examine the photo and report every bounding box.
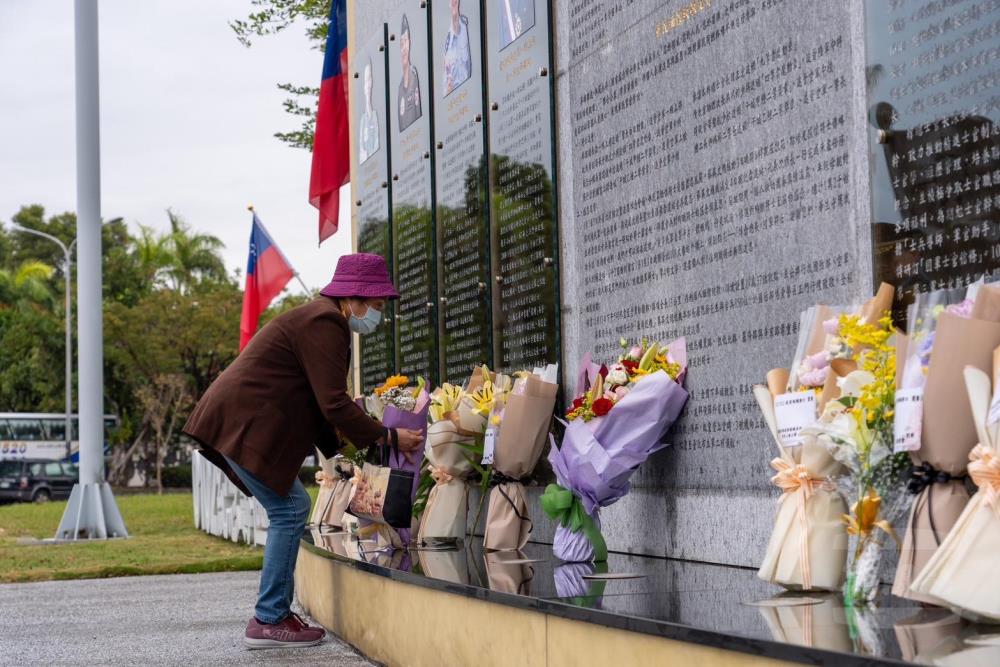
[164,210,229,292]
[231,0,331,150]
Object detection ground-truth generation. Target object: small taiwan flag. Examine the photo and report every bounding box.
[240,212,295,351]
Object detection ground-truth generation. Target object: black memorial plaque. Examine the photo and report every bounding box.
[352,29,396,394]
[866,0,1000,318]
[484,0,560,372]
[431,0,493,383]
[389,2,439,385]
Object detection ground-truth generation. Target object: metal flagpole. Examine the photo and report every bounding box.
[247,204,313,295]
[56,0,127,540]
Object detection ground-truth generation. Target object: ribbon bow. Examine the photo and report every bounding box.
[768,457,829,590]
[969,445,1000,518]
[430,465,455,486]
[540,484,608,562]
[769,458,826,500]
[315,471,334,488]
[906,461,965,495]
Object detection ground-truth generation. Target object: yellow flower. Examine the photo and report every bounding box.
[374,374,409,396]
[468,382,495,416]
[429,383,464,421]
[843,487,882,536]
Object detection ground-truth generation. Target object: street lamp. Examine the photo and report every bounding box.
[10,224,76,461]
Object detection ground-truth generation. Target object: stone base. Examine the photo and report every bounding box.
[295,542,798,667]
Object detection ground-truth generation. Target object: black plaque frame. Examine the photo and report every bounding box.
[431,0,495,383]
[483,0,562,378]
[352,26,397,394]
[389,1,441,386]
[863,0,1000,322]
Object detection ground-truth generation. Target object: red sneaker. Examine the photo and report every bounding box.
[244,613,326,649]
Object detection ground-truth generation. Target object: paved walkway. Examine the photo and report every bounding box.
[0,571,375,666]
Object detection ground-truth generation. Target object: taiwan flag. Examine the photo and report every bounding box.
[309,0,349,245]
[240,213,295,351]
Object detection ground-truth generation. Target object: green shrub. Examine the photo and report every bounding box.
[160,464,192,488]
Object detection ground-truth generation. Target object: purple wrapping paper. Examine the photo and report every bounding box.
[554,562,600,600]
[362,395,429,544]
[554,514,601,562]
[549,370,689,516]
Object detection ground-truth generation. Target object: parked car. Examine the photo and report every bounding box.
[0,459,78,503]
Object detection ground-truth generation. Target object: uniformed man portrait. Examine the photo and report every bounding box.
[442,0,472,97]
[397,14,422,132]
[359,59,380,164]
[497,0,534,49]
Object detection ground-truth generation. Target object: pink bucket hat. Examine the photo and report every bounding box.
[320,253,399,299]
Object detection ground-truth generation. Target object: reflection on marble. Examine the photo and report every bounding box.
[302,531,996,665]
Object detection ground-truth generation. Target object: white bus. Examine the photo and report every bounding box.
[0,413,119,462]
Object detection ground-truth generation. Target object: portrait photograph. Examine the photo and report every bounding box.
[497,0,535,50]
[396,13,423,132]
[358,59,380,164]
[442,0,472,98]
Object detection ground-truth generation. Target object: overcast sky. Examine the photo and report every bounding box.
[0,0,352,291]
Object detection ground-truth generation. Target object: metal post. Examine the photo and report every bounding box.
[56,0,127,540]
[64,242,73,461]
[9,226,75,461]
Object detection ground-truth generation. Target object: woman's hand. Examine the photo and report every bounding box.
[395,428,424,463]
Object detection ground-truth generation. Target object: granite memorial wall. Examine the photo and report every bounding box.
[348,0,999,568]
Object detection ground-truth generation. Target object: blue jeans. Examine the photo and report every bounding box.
[225,456,312,624]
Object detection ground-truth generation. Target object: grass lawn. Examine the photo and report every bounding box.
[0,488,315,584]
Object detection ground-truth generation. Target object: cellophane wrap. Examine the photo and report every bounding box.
[548,369,688,560]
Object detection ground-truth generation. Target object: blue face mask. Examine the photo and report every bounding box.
[349,303,383,335]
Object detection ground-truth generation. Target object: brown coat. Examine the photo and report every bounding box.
[183,296,384,496]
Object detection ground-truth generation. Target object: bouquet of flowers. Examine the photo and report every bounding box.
[358,374,430,544]
[756,285,893,592]
[754,371,849,592]
[801,311,911,605]
[482,365,558,551]
[544,338,688,562]
[416,370,495,544]
[892,283,1000,601]
[309,456,356,529]
[909,354,1000,621]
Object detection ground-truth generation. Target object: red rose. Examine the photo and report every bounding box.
[572,396,584,409]
[592,397,614,417]
[621,359,639,372]
[599,364,609,378]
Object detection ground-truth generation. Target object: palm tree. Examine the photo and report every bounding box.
[133,224,174,290]
[0,260,56,307]
[164,210,227,292]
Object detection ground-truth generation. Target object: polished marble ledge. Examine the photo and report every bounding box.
[302,530,1000,666]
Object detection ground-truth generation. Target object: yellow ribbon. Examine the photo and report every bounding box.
[315,471,335,488]
[430,465,455,486]
[969,444,1000,518]
[769,457,829,590]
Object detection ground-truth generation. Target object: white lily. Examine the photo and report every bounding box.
[838,370,876,398]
